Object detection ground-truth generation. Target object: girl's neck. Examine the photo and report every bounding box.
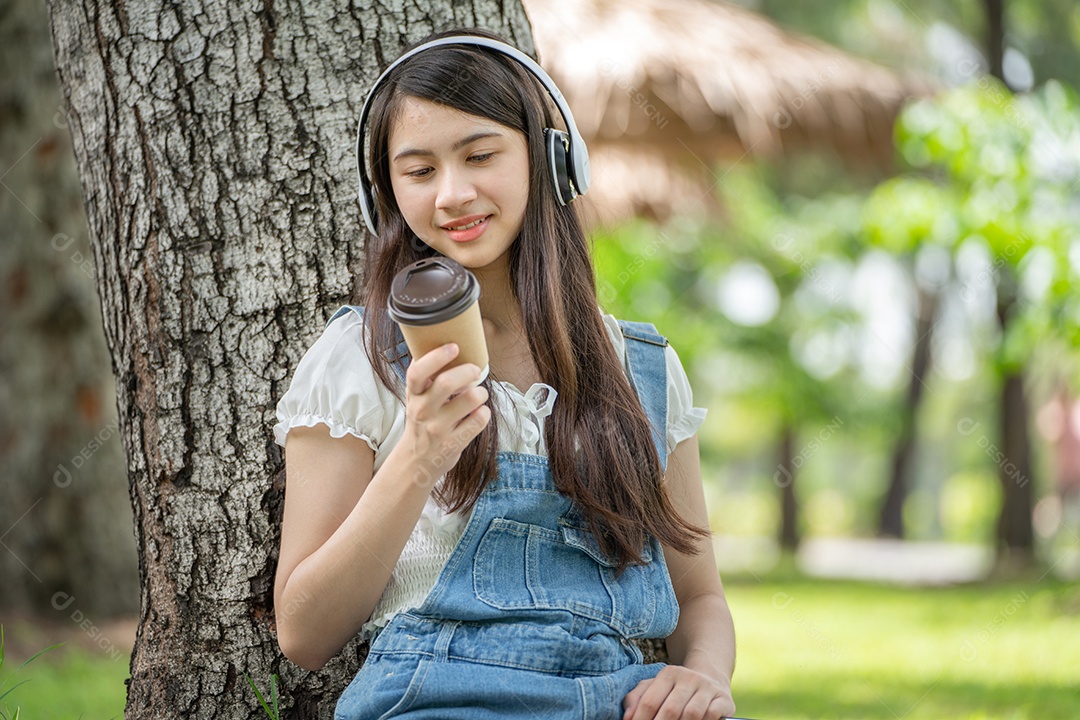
[473,257,523,336]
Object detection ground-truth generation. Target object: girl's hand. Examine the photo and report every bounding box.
[622,665,736,720]
[400,343,491,485]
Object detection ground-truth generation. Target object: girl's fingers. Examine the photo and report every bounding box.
[625,675,677,720]
[622,678,651,720]
[407,353,484,425]
[623,668,733,720]
[461,403,491,436]
[431,361,483,401]
[405,343,459,396]
[401,345,488,472]
[708,696,736,719]
[648,679,696,720]
[679,688,719,719]
[446,384,489,421]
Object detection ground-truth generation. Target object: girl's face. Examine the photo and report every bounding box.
[388,97,530,272]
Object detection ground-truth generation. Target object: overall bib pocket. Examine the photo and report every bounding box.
[472,516,660,634]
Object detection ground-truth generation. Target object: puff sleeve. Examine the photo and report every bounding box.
[273,309,398,453]
[664,343,708,451]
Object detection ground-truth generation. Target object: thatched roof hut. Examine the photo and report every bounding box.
[524,0,933,224]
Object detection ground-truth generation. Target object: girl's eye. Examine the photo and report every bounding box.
[469,152,495,163]
[406,167,432,178]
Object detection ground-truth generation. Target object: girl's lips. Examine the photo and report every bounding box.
[444,215,491,243]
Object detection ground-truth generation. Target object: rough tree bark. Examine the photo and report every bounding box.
[0,0,136,618]
[46,2,534,717]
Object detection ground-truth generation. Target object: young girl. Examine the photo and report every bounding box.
[273,29,737,720]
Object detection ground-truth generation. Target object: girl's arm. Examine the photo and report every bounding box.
[274,427,434,670]
[623,434,737,720]
[274,344,490,671]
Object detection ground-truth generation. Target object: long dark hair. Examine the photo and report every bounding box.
[358,28,709,572]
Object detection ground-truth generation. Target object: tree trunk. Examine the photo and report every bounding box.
[994,267,1035,563]
[978,2,1034,564]
[45,2,534,717]
[996,370,1035,559]
[983,0,1007,87]
[777,425,799,550]
[878,285,938,538]
[0,0,136,619]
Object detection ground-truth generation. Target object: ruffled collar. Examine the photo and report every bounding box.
[495,381,557,451]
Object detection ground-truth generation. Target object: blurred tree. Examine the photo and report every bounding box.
[762,0,1080,554]
[706,172,861,552]
[860,179,954,539]
[866,78,1080,562]
[984,0,1006,83]
[756,0,1080,89]
[983,0,1033,562]
[853,182,930,537]
[46,2,534,718]
[594,168,877,551]
[0,0,136,617]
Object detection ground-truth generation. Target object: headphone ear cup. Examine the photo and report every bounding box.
[359,182,379,235]
[544,128,575,205]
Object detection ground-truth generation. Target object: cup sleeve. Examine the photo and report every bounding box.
[272,311,394,453]
[664,343,707,452]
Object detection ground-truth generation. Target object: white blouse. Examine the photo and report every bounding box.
[273,308,707,639]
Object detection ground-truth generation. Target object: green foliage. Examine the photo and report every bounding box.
[697,166,887,437]
[594,74,1079,542]
[940,471,1002,543]
[869,79,1080,374]
[894,79,1069,261]
[592,169,881,445]
[759,0,1080,91]
[861,177,960,254]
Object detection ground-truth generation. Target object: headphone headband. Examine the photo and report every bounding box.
[355,35,590,235]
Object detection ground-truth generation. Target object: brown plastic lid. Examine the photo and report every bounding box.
[387,256,480,326]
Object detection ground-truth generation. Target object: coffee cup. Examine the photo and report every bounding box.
[387,256,489,385]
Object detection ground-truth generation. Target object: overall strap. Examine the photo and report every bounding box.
[617,320,669,473]
[326,305,411,383]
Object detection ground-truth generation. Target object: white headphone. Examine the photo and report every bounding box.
[355,35,591,236]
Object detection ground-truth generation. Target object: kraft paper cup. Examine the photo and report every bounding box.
[387,256,489,385]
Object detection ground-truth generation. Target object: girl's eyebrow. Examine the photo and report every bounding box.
[392,131,504,162]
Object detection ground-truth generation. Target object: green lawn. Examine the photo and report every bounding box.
[725,571,1080,720]
[2,574,1077,719]
[0,644,128,719]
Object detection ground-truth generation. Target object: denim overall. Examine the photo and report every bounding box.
[328,306,680,720]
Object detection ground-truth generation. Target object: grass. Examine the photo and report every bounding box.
[724,568,1080,719]
[2,573,1077,719]
[0,640,127,719]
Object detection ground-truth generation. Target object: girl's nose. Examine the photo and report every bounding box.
[435,166,478,211]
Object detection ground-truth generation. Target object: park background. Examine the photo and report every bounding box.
[1,0,1078,718]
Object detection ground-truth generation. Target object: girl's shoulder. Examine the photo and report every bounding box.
[316,304,405,385]
[273,305,398,447]
[307,304,371,371]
